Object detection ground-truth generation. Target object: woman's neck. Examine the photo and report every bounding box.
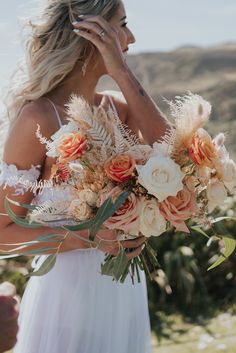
[46,62,103,108]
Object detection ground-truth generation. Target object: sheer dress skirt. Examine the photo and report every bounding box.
[13,249,152,353]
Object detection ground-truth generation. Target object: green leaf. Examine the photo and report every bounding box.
[89,198,113,241]
[208,235,236,271]
[6,198,37,211]
[0,246,58,260]
[89,191,130,241]
[112,248,129,282]
[108,191,130,218]
[28,254,57,277]
[4,197,42,229]
[191,226,210,239]
[0,233,62,247]
[63,219,95,232]
[101,257,116,276]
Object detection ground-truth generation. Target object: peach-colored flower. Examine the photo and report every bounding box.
[104,154,136,183]
[101,186,141,236]
[188,128,216,168]
[57,132,88,162]
[159,177,197,233]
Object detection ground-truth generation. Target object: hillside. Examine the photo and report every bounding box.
[98,43,236,156]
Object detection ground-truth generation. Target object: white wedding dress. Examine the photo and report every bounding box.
[0,93,152,353]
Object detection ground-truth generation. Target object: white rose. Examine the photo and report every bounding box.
[207,180,227,213]
[151,142,170,157]
[78,189,98,207]
[139,199,166,237]
[68,199,92,221]
[136,156,184,201]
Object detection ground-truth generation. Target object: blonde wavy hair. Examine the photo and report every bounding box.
[6,0,120,121]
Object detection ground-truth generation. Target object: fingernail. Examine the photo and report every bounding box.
[72,21,79,25]
[141,244,145,251]
[78,15,85,18]
[73,29,80,34]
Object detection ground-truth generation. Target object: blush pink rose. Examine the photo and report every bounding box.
[159,177,197,233]
[101,186,141,236]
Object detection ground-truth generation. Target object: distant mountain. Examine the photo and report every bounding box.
[98,43,236,157]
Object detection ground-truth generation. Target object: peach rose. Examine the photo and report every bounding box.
[159,177,197,233]
[57,132,88,162]
[104,154,136,183]
[101,186,141,236]
[188,128,216,168]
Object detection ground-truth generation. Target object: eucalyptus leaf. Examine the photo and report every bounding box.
[101,257,116,276]
[63,219,95,232]
[5,197,42,229]
[191,226,210,239]
[29,254,57,277]
[6,198,37,211]
[208,235,236,271]
[113,248,129,282]
[89,192,130,241]
[0,234,62,247]
[89,198,113,241]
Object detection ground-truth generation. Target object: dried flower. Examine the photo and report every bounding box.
[68,199,93,221]
[50,163,70,184]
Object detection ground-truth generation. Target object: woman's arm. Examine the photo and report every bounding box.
[112,67,170,144]
[0,104,88,254]
[73,16,170,145]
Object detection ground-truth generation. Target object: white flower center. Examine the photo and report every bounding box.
[152,169,169,183]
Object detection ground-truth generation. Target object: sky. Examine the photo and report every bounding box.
[0,0,235,100]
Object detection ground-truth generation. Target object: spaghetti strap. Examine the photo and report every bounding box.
[44,97,63,128]
[107,95,119,117]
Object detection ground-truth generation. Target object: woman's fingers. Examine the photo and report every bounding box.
[73,21,105,38]
[121,236,146,249]
[75,15,112,34]
[126,245,143,261]
[73,28,104,48]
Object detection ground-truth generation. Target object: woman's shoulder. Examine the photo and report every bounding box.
[11,99,58,139]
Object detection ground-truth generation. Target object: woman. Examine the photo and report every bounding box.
[0,0,169,352]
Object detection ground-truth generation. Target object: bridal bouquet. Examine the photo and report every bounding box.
[2,93,236,283]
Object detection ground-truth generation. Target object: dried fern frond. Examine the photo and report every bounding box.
[112,113,139,152]
[66,95,141,160]
[66,95,116,160]
[36,124,52,149]
[30,200,70,223]
[160,126,176,155]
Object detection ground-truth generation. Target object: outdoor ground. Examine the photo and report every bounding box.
[7,310,236,353]
[152,310,236,353]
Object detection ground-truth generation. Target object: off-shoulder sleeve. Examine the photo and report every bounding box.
[0,161,41,196]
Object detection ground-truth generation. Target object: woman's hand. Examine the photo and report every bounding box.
[95,229,146,261]
[73,15,127,78]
